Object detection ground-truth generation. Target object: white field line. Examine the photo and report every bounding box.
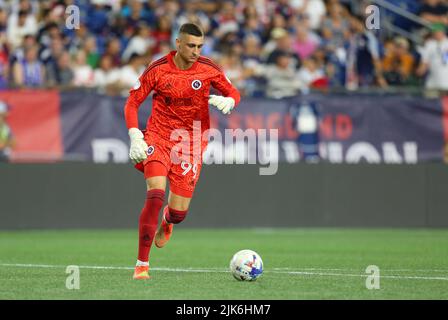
[1,263,448,281]
[271,267,448,273]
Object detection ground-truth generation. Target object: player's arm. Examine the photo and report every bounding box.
[124,69,155,164]
[208,71,241,115]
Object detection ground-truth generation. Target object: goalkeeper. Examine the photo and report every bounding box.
[124,23,241,279]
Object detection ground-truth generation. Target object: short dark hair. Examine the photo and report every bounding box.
[179,23,204,37]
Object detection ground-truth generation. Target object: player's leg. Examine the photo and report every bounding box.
[134,161,168,279]
[167,191,191,210]
[155,160,201,248]
[154,192,191,248]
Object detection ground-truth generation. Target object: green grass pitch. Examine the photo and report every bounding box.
[0,228,447,299]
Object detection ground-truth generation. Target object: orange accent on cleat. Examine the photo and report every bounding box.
[133,265,150,279]
[154,213,173,248]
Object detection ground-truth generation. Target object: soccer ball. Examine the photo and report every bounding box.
[229,249,263,281]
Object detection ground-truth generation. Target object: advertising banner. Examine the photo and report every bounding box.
[2,90,446,164]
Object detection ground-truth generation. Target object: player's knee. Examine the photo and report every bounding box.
[146,176,166,191]
[166,207,187,224]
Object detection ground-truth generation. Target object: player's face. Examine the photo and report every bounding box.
[176,34,204,63]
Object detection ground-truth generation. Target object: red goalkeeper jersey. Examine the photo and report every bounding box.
[124,51,240,145]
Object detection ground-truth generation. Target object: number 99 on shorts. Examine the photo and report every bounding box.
[180,161,198,179]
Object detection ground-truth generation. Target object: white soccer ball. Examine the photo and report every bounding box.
[229,249,263,281]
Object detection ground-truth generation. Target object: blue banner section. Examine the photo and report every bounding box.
[58,91,445,164]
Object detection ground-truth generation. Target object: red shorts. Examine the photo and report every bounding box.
[134,131,204,198]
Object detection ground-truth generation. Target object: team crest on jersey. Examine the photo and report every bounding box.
[146,146,155,156]
[191,80,202,90]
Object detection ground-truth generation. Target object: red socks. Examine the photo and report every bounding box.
[137,189,165,262]
[137,190,189,263]
[165,206,188,224]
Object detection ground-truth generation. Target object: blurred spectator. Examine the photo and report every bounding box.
[46,50,74,88]
[240,35,265,96]
[292,26,320,60]
[0,32,9,89]
[119,53,145,96]
[10,34,37,65]
[321,2,350,50]
[122,23,154,63]
[242,35,263,69]
[10,0,40,16]
[274,0,295,21]
[93,54,121,94]
[237,14,264,44]
[382,37,415,85]
[346,16,387,89]
[83,36,101,69]
[265,28,301,69]
[12,44,45,87]
[0,0,439,95]
[86,0,111,35]
[261,12,287,44]
[67,23,90,54]
[40,35,65,67]
[417,23,448,91]
[104,37,123,67]
[0,7,8,32]
[211,1,239,38]
[73,50,95,87]
[152,41,172,61]
[152,15,172,54]
[297,56,328,91]
[219,52,247,93]
[262,51,303,99]
[418,0,448,27]
[214,30,240,55]
[236,0,270,27]
[37,22,63,52]
[176,0,210,36]
[0,101,14,163]
[121,0,156,29]
[290,0,326,30]
[155,0,181,21]
[7,9,37,49]
[109,14,131,46]
[238,3,259,23]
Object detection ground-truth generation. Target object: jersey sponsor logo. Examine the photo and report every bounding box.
[164,96,193,106]
[191,79,202,90]
[146,145,155,156]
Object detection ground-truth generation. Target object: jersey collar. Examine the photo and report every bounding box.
[167,51,199,72]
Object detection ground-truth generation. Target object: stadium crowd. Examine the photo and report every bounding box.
[0,0,447,98]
